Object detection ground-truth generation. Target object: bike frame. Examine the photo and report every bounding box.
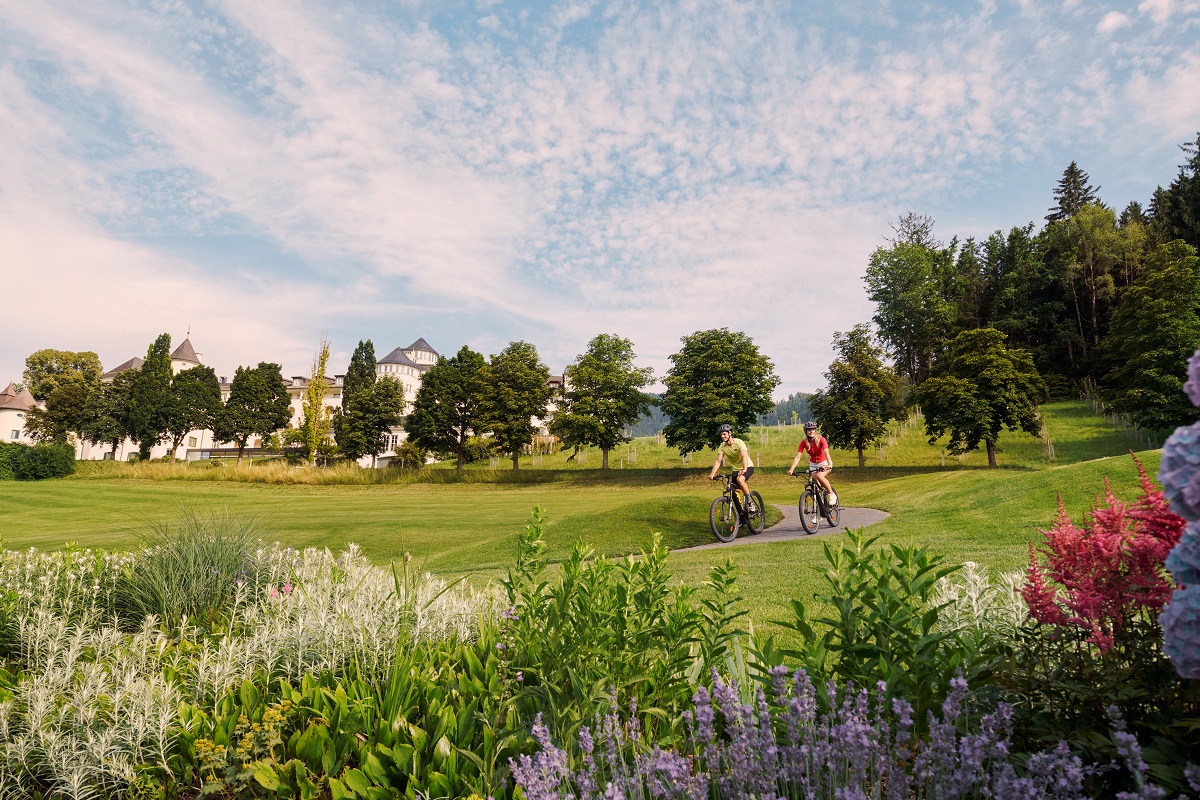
[717,472,752,521]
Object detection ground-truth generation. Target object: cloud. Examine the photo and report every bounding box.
[1097,10,1133,33]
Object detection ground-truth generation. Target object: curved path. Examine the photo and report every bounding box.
[675,503,890,552]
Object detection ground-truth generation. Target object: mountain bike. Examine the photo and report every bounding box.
[794,466,840,534]
[709,472,765,542]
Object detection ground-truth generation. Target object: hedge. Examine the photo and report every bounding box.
[0,442,76,480]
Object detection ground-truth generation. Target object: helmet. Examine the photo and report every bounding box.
[717,423,733,434]
[803,421,818,431]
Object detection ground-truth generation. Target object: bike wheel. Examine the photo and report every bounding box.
[799,489,820,534]
[747,491,766,534]
[824,494,841,527]
[710,496,739,542]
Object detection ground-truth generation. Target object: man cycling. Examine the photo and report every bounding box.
[789,421,835,500]
[711,423,755,510]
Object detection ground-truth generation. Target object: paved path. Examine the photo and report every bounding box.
[675,503,890,552]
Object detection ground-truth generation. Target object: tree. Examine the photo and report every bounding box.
[22,349,102,401]
[24,372,98,444]
[1154,132,1200,251]
[480,341,554,470]
[163,366,222,461]
[342,340,377,411]
[1045,161,1101,223]
[334,377,406,465]
[548,334,655,469]
[1101,240,1200,431]
[215,362,292,464]
[299,339,332,467]
[810,325,904,467]
[127,334,174,460]
[864,236,961,384]
[914,328,1048,467]
[661,328,780,455]
[79,371,136,460]
[406,346,488,470]
[1042,203,1122,363]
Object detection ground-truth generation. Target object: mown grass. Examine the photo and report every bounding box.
[0,401,1159,641]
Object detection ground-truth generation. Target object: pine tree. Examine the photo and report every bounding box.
[1046,161,1101,223]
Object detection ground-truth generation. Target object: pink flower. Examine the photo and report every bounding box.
[282,582,293,596]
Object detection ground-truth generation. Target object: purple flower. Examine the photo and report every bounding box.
[1159,423,1200,521]
[1161,584,1200,678]
[1186,348,1200,407]
[1166,522,1200,585]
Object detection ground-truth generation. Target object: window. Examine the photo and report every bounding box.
[188,437,197,447]
[10,431,18,439]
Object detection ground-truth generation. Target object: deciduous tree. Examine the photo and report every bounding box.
[215,362,292,464]
[299,339,332,466]
[406,346,487,470]
[21,348,103,444]
[1102,240,1200,431]
[661,328,779,455]
[163,366,222,461]
[481,341,554,470]
[811,325,904,467]
[914,328,1047,467]
[549,334,654,469]
[335,377,405,465]
[22,349,102,401]
[80,371,136,460]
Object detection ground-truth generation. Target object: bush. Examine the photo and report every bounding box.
[13,442,75,480]
[0,442,23,480]
[114,507,269,630]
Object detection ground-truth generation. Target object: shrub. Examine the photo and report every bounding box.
[114,507,270,631]
[0,441,23,480]
[12,442,75,480]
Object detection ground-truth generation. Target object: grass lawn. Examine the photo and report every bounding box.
[0,400,1161,639]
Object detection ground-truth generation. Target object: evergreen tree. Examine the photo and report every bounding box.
[405,346,487,469]
[548,333,655,469]
[1042,204,1121,366]
[1156,132,1200,251]
[914,328,1048,467]
[80,371,136,460]
[480,341,554,471]
[342,340,377,411]
[163,365,222,461]
[127,333,174,460]
[215,362,292,464]
[810,325,904,467]
[1119,201,1147,228]
[1045,161,1101,223]
[1102,240,1200,431]
[661,328,779,455]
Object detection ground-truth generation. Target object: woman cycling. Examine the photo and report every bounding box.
[788,421,835,500]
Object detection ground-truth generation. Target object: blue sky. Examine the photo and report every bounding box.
[2,0,1198,396]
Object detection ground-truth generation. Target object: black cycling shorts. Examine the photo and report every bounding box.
[738,466,754,480]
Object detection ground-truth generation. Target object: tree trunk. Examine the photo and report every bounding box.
[986,441,997,467]
[512,451,520,471]
[602,447,610,469]
[857,444,865,467]
[237,442,245,465]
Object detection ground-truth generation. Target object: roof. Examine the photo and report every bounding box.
[171,338,201,364]
[378,347,422,369]
[0,383,37,411]
[101,356,144,380]
[405,338,438,356]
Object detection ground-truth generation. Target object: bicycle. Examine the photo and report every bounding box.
[793,466,840,534]
[709,472,765,542]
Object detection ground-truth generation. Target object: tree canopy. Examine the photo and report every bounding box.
[22,349,102,401]
[342,340,377,412]
[127,334,174,460]
[214,362,292,464]
[80,371,136,460]
[298,339,332,466]
[1045,161,1101,223]
[405,346,488,470]
[661,328,779,455]
[914,328,1048,467]
[335,377,406,464]
[811,325,904,467]
[549,333,654,469]
[163,365,222,461]
[481,341,554,470]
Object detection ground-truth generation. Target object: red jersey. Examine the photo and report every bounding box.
[798,435,830,463]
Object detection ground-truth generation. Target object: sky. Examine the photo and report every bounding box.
[1,0,1198,397]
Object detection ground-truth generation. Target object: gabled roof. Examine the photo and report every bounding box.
[101,356,144,380]
[378,347,422,369]
[405,338,438,356]
[0,383,37,411]
[171,338,201,365]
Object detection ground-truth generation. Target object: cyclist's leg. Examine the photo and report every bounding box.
[736,467,753,504]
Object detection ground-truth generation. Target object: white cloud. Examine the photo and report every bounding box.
[1097,10,1134,32]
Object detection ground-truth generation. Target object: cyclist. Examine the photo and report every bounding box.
[788,421,835,501]
[710,423,755,511]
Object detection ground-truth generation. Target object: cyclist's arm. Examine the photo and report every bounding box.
[788,451,803,474]
[739,443,752,470]
[710,451,724,478]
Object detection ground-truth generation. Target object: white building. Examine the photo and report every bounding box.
[0,384,38,445]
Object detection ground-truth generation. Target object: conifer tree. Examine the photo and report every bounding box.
[342,340,377,411]
[1045,161,1101,223]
